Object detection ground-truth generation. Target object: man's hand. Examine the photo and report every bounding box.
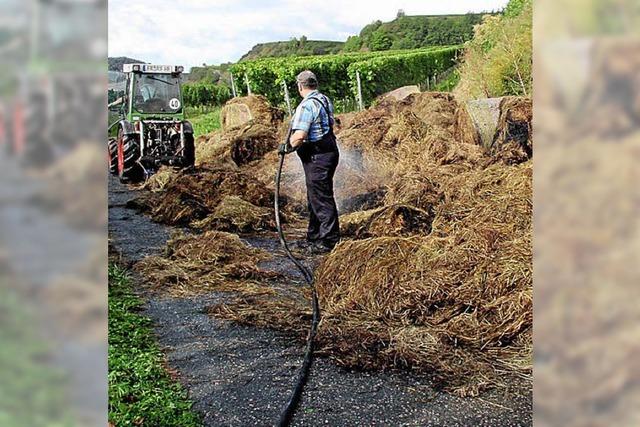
[278,143,293,155]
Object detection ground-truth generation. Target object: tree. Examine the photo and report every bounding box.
[343,35,362,52]
[369,30,392,51]
[397,9,406,18]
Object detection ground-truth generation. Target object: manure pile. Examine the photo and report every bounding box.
[130,93,532,394]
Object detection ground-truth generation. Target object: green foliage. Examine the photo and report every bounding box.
[342,35,362,52]
[455,0,532,99]
[187,63,233,83]
[359,20,383,47]
[370,30,393,51]
[434,69,461,92]
[239,40,344,61]
[347,46,460,102]
[359,14,484,52]
[109,265,202,427]
[230,47,460,106]
[182,81,231,107]
[187,106,222,135]
[503,0,529,17]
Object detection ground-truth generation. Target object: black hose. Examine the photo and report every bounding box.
[274,150,321,427]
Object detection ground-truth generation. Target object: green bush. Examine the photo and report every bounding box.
[370,30,393,51]
[347,46,460,102]
[455,0,532,99]
[182,81,231,107]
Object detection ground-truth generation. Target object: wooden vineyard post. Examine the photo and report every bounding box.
[244,74,252,96]
[356,70,364,111]
[282,80,292,116]
[230,73,237,98]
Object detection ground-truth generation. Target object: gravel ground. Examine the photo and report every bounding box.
[109,175,532,427]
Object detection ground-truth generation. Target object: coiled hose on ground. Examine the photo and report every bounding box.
[274,150,321,427]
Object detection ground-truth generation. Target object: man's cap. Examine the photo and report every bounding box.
[296,70,318,87]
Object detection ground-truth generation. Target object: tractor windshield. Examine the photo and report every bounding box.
[132,74,182,114]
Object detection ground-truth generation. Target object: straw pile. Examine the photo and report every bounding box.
[135,230,277,297]
[490,97,533,164]
[220,95,285,131]
[135,92,533,393]
[314,161,532,394]
[208,287,312,338]
[196,121,278,167]
[454,102,482,146]
[141,166,180,192]
[190,195,275,233]
[341,204,435,238]
[131,167,273,225]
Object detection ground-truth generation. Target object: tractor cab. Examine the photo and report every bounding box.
[121,64,185,120]
[108,64,195,183]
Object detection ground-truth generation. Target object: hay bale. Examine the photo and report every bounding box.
[195,131,235,168]
[400,92,459,129]
[229,122,278,165]
[220,95,284,131]
[490,97,533,164]
[341,204,434,238]
[191,195,275,233]
[377,85,420,102]
[196,122,277,168]
[135,230,276,297]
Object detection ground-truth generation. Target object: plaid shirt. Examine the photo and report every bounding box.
[291,90,334,142]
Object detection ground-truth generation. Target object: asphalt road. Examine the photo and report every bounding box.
[109,175,532,427]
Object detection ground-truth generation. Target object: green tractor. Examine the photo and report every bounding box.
[108,64,195,183]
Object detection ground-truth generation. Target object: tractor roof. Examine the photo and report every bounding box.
[123,64,184,74]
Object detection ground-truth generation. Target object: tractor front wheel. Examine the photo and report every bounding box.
[183,133,195,168]
[116,129,143,183]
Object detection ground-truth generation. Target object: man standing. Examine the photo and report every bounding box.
[279,70,340,254]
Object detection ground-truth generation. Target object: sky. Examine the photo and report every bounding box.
[108,0,509,70]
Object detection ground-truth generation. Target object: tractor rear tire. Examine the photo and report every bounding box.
[108,138,118,175]
[117,129,143,183]
[183,133,195,168]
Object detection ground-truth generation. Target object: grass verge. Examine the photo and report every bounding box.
[186,106,222,136]
[108,264,201,426]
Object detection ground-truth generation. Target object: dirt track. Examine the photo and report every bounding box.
[108,175,532,427]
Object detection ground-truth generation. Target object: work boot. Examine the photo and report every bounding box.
[307,241,334,255]
[290,239,313,251]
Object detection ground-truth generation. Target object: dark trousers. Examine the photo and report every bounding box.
[302,151,340,246]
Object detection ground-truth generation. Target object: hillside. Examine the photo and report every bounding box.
[239,38,344,61]
[108,56,145,72]
[344,13,486,52]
